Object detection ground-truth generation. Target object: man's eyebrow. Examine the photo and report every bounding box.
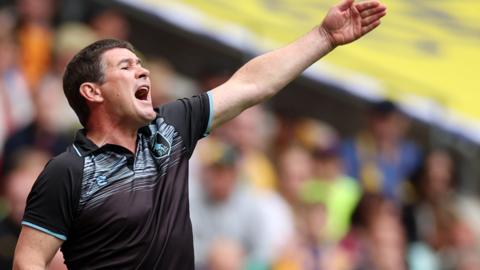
[117,58,142,66]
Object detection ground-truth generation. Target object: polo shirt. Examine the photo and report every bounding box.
[22,93,213,269]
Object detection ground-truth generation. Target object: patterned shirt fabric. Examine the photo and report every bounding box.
[22,93,213,270]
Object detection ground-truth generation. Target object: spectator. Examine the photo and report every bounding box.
[405,149,480,270]
[89,8,130,40]
[35,22,97,131]
[190,139,269,268]
[276,144,313,211]
[0,149,66,269]
[219,108,294,261]
[53,22,98,73]
[341,193,407,270]
[146,57,197,107]
[341,100,421,202]
[273,201,349,270]
[404,148,457,243]
[220,106,278,192]
[408,214,480,270]
[0,31,33,155]
[204,238,246,270]
[16,0,56,90]
[448,217,480,270]
[1,79,72,177]
[0,149,68,269]
[299,120,360,243]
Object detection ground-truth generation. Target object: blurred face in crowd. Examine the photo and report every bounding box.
[370,214,406,270]
[203,164,237,202]
[424,150,453,197]
[17,0,55,23]
[91,10,130,40]
[450,220,476,249]
[312,154,342,180]
[278,146,313,204]
[5,170,36,224]
[147,58,175,107]
[4,150,49,224]
[225,107,265,151]
[367,200,406,270]
[34,86,62,131]
[0,37,17,72]
[370,112,408,144]
[206,238,245,270]
[96,48,156,128]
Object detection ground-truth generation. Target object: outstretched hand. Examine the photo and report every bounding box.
[320,0,386,47]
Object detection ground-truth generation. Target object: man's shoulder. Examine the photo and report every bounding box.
[154,94,209,116]
[41,147,84,178]
[29,147,84,199]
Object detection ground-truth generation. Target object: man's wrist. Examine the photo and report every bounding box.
[317,25,337,51]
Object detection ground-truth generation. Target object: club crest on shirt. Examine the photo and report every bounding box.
[148,119,175,159]
[153,135,170,158]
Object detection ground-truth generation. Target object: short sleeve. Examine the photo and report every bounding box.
[22,152,82,241]
[157,92,213,158]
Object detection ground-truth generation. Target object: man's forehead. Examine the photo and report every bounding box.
[102,48,139,65]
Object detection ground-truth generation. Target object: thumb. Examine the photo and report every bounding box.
[337,0,355,11]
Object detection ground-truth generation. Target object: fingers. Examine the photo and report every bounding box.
[337,0,355,11]
[357,1,386,27]
[362,20,381,35]
[355,0,380,12]
[354,1,385,37]
[360,5,386,18]
[361,9,386,26]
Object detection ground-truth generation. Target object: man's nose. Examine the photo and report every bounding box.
[137,66,150,79]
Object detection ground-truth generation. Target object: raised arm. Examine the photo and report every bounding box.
[209,0,386,129]
[13,226,63,270]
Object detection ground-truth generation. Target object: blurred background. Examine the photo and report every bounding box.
[0,0,479,269]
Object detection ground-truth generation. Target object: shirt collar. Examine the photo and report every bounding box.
[73,129,145,157]
[73,129,100,156]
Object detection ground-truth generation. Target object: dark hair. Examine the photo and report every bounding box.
[62,39,135,126]
[350,193,389,228]
[410,147,458,197]
[369,100,399,118]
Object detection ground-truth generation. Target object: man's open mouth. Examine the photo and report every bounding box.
[135,86,149,101]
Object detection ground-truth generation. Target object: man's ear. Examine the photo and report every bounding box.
[79,82,103,103]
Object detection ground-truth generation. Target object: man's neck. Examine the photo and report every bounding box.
[86,122,138,154]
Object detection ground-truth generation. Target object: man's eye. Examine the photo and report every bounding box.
[121,66,129,70]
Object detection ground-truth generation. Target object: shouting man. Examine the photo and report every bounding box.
[14,0,386,269]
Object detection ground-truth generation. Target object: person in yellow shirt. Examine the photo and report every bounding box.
[300,140,361,243]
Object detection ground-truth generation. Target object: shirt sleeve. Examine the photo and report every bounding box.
[157,92,213,158]
[22,152,82,241]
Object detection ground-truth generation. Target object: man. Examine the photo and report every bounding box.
[190,139,269,268]
[13,0,386,269]
[341,100,421,201]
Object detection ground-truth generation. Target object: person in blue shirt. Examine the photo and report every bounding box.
[341,100,421,201]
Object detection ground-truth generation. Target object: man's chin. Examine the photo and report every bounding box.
[139,110,157,124]
[131,106,156,127]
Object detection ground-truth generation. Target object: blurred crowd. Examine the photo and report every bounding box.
[0,0,479,270]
